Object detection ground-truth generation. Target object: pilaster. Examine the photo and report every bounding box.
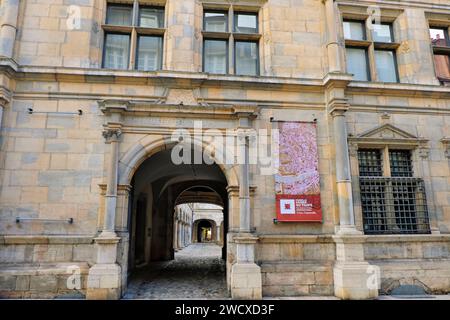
[230,106,262,300]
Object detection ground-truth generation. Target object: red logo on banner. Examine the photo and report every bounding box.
[276,194,322,222]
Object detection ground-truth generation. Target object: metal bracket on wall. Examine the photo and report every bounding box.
[16,217,74,224]
[28,108,83,116]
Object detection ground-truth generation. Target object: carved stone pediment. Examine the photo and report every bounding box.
[348,124,428,149]
[358,123,417,140]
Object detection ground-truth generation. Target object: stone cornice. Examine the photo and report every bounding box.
[337,0,450,11]
[258,234,335,243]
[1,64,449,100]
[0,57,19,76]
[0,235,94,245]
[99,99,259,120]
[348,81,450,99]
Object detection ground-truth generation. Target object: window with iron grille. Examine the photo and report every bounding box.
[358,149,430,234]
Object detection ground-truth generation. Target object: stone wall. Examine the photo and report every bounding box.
[0,98,104,236]
[0,235,93,298]
[0,0,449,299]
[257,236,335,296]
[364,235,450,294]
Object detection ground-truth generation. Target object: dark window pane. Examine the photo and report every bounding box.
[430,28,448,46]
[137,36,162,71]
[346,47,369,81]
[235,41,258,76]
[204,12,227,32]
[204,40,227,74]
[389,150,413,177]
[434,54,450,80]
[358,149,382,176]
[375,50,398,83]
[234,13,258,33]
[103,33,130,69]
[343,21,365,40]
[139,7,164,28]
[372,24,393,42]
[106,5,133,26]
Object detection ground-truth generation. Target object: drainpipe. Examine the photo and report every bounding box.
[0,0,20,58]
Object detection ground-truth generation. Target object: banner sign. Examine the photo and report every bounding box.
[275,121,322,222]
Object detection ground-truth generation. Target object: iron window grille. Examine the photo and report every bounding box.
[358,149,430,234]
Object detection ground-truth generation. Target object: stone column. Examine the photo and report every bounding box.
[230,113,262,300]
[188,222,191,245]
[177,221,182,248]
[182,222,185,247]
[216,225,221,243]
[324,0,343,73]
[332,109,359,235]
[417,146,440,234]
[87,128,123,300]
[101,129,122,237]
[0,0,20,58]
[0,98,6,131]
[173,216,178,250]
[326,80,379,300]
[239,134,251,233]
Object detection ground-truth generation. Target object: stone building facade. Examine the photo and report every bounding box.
[0,0,449,299]
[191,203,224,245]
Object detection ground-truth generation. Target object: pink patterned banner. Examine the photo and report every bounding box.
[275,121,322,222]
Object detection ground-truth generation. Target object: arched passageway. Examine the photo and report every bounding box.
[123,146,228,299]
[197,220,213,243]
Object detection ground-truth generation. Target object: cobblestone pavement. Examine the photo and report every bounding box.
[123,243,229,300]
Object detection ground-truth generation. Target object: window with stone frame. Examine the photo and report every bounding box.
[202,6,260,76]
[357,147,430,235]
[429,26,450,86]
[343,19,400,83]
[102,1,165,71]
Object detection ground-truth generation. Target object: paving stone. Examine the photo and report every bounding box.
[123,244,228,300]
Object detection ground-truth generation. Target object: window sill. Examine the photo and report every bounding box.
[135,27,165,35]
[345,39,371,48]
[102,24,133,33]
[233,33,261,41]
[201,31,230,39]
[364,234,450,242]
[374,42,400,50]
[432,45,450,55]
